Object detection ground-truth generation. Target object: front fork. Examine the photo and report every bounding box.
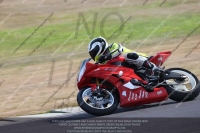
[96,78,101,95]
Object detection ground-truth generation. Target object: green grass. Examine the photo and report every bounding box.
[0,2,200,61]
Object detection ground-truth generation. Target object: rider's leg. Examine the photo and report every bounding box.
[125,52,165,84]
[125,52,158,71]
[125,53,166,91]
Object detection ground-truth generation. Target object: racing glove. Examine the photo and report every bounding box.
[98,54,112,63]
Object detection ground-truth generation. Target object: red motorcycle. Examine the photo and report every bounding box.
[77,51,200,116]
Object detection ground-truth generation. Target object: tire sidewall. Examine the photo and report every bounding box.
[77,87,119,116]
[163,68,200,102]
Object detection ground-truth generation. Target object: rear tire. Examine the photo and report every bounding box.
[163,68,200,102]
[77,87,119,116]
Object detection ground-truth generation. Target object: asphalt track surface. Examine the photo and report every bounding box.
[1,97,200,133]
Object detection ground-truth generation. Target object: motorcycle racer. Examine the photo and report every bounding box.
[88,37,161,75]
[88,36,166,92]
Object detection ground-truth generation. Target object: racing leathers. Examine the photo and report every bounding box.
[96,43,157,71]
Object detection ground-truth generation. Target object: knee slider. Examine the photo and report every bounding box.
[127,53,139,60]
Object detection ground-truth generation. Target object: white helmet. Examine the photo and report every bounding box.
[88,37,108,60]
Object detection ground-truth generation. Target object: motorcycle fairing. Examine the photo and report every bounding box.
[118,82,168,107]
[83,65,143,87]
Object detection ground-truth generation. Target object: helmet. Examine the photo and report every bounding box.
[88,37,108,60]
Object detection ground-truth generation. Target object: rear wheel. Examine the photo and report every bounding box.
[164,68,200,102]
[77,87,119,116]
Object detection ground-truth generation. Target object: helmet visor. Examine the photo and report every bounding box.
[89,45,100,60]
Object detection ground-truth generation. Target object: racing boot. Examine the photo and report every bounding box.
[142,60,165,82]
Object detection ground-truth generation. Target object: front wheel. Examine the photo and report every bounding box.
[77,87,119,116]
[164,68,200,102]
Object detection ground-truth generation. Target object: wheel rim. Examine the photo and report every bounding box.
[166,70,197,92]
[82,88,115,109]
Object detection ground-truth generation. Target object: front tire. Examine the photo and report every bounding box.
[77,87,119,116]
[164,68,200,102]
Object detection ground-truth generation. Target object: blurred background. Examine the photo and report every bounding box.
[0,0,199,117]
